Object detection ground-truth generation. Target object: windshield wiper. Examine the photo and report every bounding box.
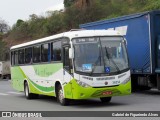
[105,46,121,73]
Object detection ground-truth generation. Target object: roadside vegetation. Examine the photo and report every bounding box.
[1,0,160,60]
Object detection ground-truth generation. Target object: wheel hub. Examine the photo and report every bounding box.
[58,89,64,103]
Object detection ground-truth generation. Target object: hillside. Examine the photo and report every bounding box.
[1,0,160,60]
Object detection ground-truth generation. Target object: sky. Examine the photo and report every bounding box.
[0,0,64,27]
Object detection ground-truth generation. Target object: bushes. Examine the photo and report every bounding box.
[0,39,9,61]
[5,0,160,43]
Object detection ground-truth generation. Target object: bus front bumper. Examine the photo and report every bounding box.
[64,79,131,99]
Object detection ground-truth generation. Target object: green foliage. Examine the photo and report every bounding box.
[64,0,76,8]
[2,0,160,61]
[143,0,160,11]
[0,40,9,61]
[5,0,160,43]
[44,12,66,35]
[16,19,24,27]
[0,33,2,40]
[9,22,30,40]
[0,31,9,61]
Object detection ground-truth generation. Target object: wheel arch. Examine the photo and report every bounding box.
[24,79,30,92]
[54,81,63,97]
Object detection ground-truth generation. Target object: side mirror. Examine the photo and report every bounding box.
[69,48,74,59]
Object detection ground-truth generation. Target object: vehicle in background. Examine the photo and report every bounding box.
[0,61,11,79]
[10,30,131,105]
[80,11,160,91]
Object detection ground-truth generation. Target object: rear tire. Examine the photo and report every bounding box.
[6,75,10,80]
[100,97,112,103]
[57,85,69,106]
[139,86,151,91]
[24,82,39,99]
[2,75,5,79]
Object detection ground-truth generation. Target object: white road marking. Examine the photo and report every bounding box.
[0,91,23,96]
[0,93,8,96]
[7,92,23,95]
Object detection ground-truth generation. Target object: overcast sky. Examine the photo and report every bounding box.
[0,0,64,27]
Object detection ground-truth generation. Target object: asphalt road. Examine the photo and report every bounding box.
[0,79,160,120]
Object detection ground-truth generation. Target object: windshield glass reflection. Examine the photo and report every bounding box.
[73,37,129,74]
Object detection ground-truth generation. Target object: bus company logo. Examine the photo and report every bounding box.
[2,112,11,117]
[104,81,108,85]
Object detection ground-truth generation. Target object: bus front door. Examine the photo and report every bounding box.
[62,46,73,98]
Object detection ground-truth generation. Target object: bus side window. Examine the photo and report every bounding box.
[14,51,18,65]
[48,43,51,62]
[25,47,32,64]
[18,49,24,64]
[63,46,70,71]
[33,45,41,63]
[41,43,50,62]
[11,51,14,66]
[51,41,62,61]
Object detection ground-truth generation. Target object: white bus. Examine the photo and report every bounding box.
[10,30,131,105]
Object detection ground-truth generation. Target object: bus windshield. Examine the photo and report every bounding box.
[73,37,129,74]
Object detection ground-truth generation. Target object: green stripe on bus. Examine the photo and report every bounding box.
[29,79,54,92]
[18,67,55,93]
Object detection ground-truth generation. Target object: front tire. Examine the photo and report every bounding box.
[100,97,112,103]
[24,82,38,99]
[57,85,69,106]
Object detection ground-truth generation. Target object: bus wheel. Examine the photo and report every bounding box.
[100,97,112,103]
[6,75,10,80]
[57,85,69,106]
[24,82,38,99]
[139,86,151,91]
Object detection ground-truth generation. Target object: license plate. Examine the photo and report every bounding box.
[102,91,112,95]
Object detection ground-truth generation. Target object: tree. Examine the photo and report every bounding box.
[29,14,38,21]
[64,0,76,7]
[15,19,24,27]
[0,18,10,34]
[6,0,160,45]
[44,12,65,35]
[0,39,8,61]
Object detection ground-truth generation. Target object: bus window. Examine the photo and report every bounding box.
[63,46,70,71]
[33,45,41,63]
[51,41,61,61]
[41,43,50,62]
[25,47,32,64]
[18,49,24,64]
[14,51,18,65]
[11,51,14,66]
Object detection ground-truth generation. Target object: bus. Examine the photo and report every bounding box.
[10,30,131,105]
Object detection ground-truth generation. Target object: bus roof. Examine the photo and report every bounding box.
[10,30,121,50]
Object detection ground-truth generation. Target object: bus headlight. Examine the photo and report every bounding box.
[76,80,90,88]
[121,77,131,84]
